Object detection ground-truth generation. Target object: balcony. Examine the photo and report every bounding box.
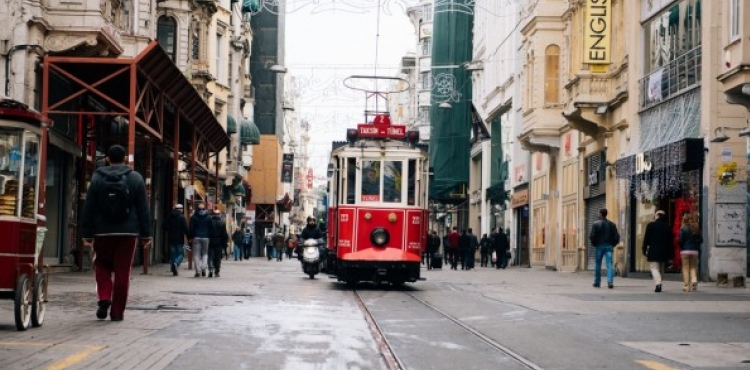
[562,64,628,137]
[639,47,702,111]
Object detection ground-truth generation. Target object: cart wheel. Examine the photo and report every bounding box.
[14,274,32,331]
[31,273,47,327]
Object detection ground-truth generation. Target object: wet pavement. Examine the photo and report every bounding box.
[0,257,748,370]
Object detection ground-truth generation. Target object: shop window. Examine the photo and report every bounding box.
[157,16,177,61]
[544,45,560,104]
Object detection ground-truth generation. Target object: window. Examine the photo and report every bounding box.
[157,16,177,61]
[345,158,356,204]
[418,106,430,124]
[544,45,560,104]
[383,161,402,203]
[421,37,432,56]
[191,22,200,60]
[407,159,416,205]
[420,71,431,90]
[422,3,432,22]
[216,33,224,84]
[730,0,740,40]
[361,160,381,201]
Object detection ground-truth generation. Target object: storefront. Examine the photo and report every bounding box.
[511,187,529,267]
[615,138,704,273]
[583,151,607,270]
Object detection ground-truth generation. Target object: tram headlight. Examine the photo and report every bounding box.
[370,228,390,247]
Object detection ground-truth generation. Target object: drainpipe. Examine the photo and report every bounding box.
[4,44,46,98]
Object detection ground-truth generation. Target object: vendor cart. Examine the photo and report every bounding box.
[0,96,50,331]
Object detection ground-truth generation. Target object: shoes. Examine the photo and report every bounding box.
[194,272,200,278]
[608,283,614,289]
[655,284,662,293]
[684,285,690,292]
[692,283,698,291]
[215,272,220,278]
[593,283,600,288]
[201,269,206,277]
[172,263,178,276]
[97,300,111,320]
[110,316,123,322]
[208,271,213,278]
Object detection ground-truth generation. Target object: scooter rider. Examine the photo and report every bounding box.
[297,216,323,260]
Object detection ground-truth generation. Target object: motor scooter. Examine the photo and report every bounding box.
[301,239,323,279]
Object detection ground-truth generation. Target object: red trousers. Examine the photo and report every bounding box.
[94,236,138,319]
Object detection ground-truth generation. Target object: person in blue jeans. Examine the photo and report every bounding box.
[589,208,620,289]
[231,227,244,261]
[163,203,188,276]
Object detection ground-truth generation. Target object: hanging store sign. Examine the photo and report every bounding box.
[584,0,612,65]
[511,189,529,208]
[635,152,652,174]
[281,153,294,183]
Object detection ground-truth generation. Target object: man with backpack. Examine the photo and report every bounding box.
[589,208,620,289]
[163,203,188,276]
[207,209,228,277]
[81,145,151,322]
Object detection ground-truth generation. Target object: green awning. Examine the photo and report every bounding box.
[240,116,260,145]
[227,114,237,134]
[429,1,474,202]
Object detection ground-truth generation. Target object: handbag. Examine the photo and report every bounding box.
[491,251,497,263]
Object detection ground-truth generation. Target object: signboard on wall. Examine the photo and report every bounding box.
[584,0,612,65]
[716,204,746,247]
[281,154,294,183]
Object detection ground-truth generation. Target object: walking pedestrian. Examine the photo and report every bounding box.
[479,234,490,267]
[447,227,460,270]
[642,210,673,292]
[163,203,188,276]
[232,227,244,261]
[458,230,470,270]
[188,202,212,277]
[678,213,702,292]
[589,208,620,289]
[274,231,285,261]
[207,209,228,277]
[426,230,440,270]
[285,234,297,260]
[242,229,253,259]
[265,231,275,260]
[466,228,479,270]
[442,228,451,265]
[81,145,151,322]
[494,228,510,269]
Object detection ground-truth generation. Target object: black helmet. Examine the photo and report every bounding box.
[307,216,316,223]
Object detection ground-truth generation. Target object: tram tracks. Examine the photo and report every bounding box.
[353,289,546,370]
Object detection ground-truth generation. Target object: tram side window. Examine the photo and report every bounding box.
[361,160,381,201]
[346,158,356,204]
[0,129,23,218]
[383,161,402,203]
[407,159,416,205]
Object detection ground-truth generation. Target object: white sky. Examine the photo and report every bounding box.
[285,0,419,184]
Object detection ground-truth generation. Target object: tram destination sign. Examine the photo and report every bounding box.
[357,124,407,139]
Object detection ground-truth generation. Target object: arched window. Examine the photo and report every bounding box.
[545,45,560,104]
[157,16,177,61]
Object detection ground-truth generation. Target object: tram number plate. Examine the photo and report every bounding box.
[411,216,420,224]
[340,214,349,222]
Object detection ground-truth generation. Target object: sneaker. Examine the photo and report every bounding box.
[608,283,614,289]
[96,300,111,320]
[593,283,600,288]
[691,283,698,291]
[215,272,220,278]
[171,263,177,276]
[655,284,662,293]
[194,272,200,278]
[208,271,213,278]
[201,269,206,277]
[683,285,690,292]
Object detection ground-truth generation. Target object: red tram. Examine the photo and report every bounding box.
[326,112,429,286]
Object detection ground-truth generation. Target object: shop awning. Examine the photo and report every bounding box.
[428,1,474,202]
[42,40,229,153]
[227,114,237,134]
[240,117,260,145]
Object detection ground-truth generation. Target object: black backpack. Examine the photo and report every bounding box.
[98,171,132,223]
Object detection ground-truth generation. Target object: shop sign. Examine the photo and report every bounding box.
[635,152,652,174]
[584,0,612,65]
[281,153,294,183]
[511,189,529,208]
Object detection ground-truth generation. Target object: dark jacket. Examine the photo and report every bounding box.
[427,234,440,254]
[300,225,323,241]
[480,236,490,252]
[232,230,244,246]
[458,232,470,251]
[678,226,703,253]
[163,209,188,244]
[188,210,212,239]
[590,218,620,247]
[208,215,228,248]
[642,217,673,262]
[81,164,151,238]
[468,233,479,251]
[494,232,510,253]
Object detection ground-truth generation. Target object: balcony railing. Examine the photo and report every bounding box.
[639,46,702,110]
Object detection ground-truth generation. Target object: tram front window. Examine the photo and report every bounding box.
[361,161,381,201]
[383,161,401,203]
